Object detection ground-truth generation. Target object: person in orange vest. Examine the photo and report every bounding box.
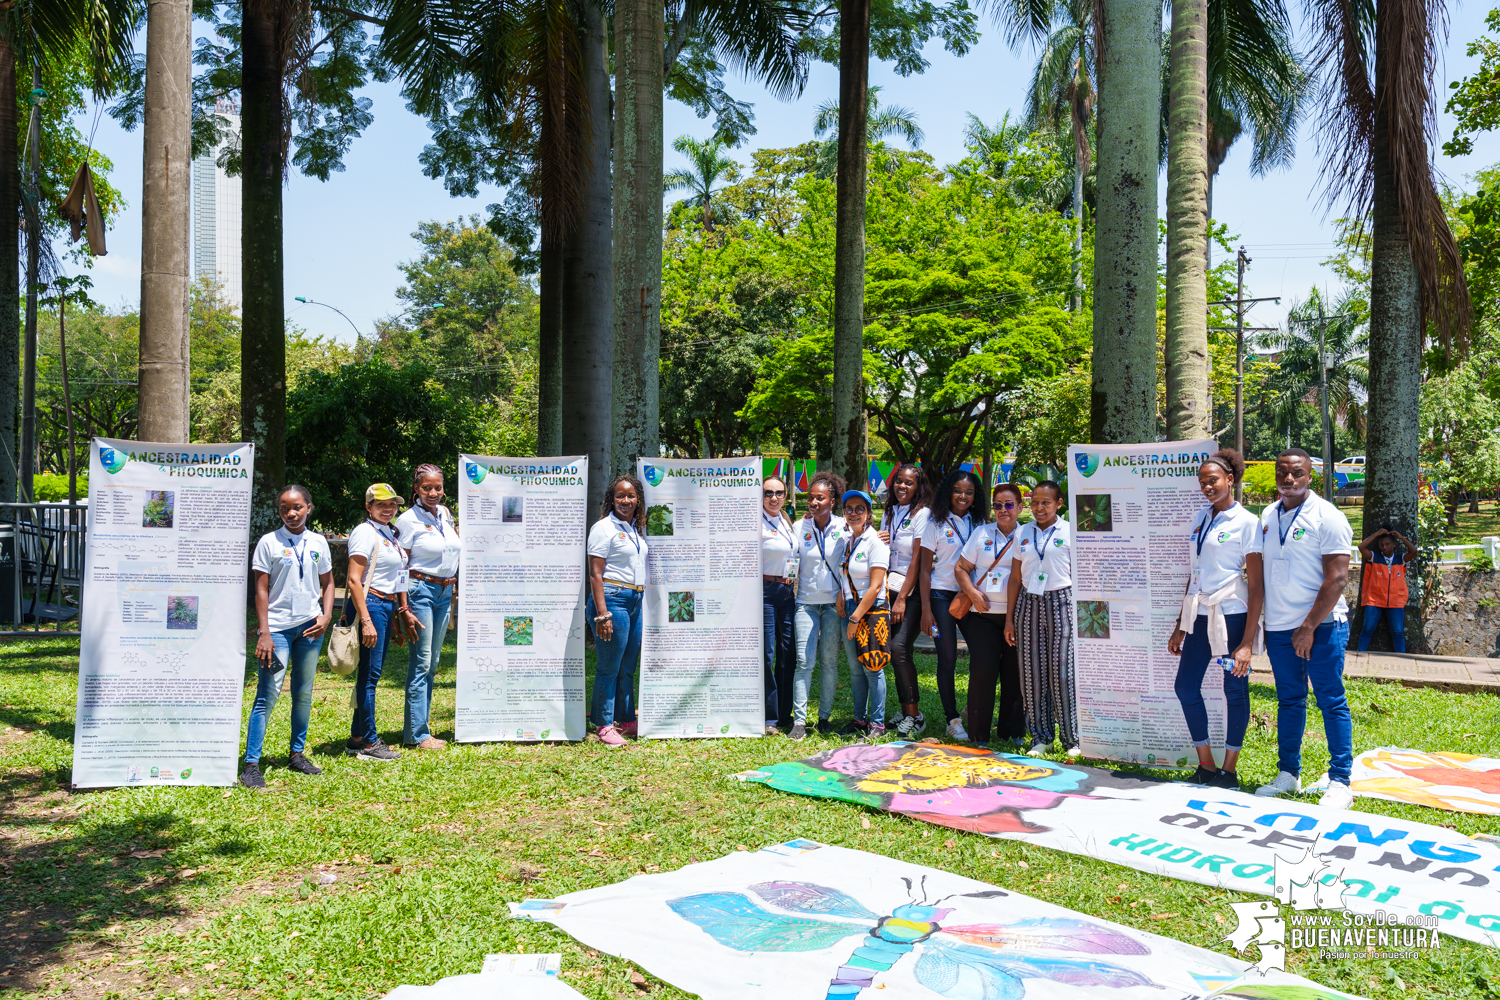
[1357,527,1417,652]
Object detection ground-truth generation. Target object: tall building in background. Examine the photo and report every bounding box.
[191,97,242,310]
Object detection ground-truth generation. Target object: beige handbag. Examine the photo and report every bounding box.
[326,616,359,675]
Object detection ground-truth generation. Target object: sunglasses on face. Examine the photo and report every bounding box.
[995,501,1018,511]
[763,489,786,498]
[844,506,868,516]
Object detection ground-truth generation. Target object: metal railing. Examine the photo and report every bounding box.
[0,501,86,639]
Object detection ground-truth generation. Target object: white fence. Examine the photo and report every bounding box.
[1350,536,1500,567]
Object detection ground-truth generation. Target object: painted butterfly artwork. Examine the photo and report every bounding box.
[667,877,1154,1000]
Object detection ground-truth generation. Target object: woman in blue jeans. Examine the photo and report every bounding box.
[586,474,649,747]
[760,476,797,734]
[345,483,421,762]
[396,463,462,750]
[918,468,987,742]
[1168,449,1262,789]
[240,485,336,788]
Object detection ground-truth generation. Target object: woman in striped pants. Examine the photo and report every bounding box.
[1003,481,1079,756]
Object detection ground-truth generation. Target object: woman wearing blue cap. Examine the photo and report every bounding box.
[836,489,890,738]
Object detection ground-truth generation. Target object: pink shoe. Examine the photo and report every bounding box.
[597,725,628,748]
[620,721,638,738]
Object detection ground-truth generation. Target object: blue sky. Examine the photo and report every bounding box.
[69,6,1500,343]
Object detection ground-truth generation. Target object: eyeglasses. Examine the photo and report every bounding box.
[995,501,1018,511]
[843,507,868,516]
[763,489,786,498]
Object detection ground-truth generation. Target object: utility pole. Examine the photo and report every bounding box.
[137,0,193,443]
[1207,248,1277,504]
[1319,301,1333,504]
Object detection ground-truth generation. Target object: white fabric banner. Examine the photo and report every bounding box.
[456,455,587,742]
[73,437,254,788]
[740,743,1500,948]
[1067,440,1222,767]
[636,457,763,738]
[513,841,1369,1000]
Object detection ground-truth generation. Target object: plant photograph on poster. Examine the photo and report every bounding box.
[165,596,198,630]
[1074,494,1113,532]
[647,504,674,536]
[142,490,175,529]
[1077,600,1110,639]
[668,591,696,623]
[504,616,533,645]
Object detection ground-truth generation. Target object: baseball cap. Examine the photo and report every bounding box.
[366,483,405,505]
[841,490,874,508]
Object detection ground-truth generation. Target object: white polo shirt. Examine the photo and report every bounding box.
[587,513,648,587]
[761,512,796,579]
[960,523,1018,600]
[920,512,976,593]
[881,504,932,579]
[251,527,333,631]
[348,520,410,595]
[793,515,848,604]
[1015,517,1072,594]
[1251,493,1353,630]
[1186,502,1260,615]
[396,503,461,578]
[841,526,890,603]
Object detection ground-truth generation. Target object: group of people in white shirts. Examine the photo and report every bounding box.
[758,446,1362,809]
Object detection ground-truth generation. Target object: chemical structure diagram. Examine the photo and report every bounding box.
[470,678,508,696]
[116,650,188,675]
[539,620,583,640]
[469,656,505,670]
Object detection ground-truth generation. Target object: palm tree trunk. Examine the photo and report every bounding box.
[537,234,563,455]
[560,2,613,518]
[611,0,663,475]
[1365,2,1421,612]
[1164,0,1210,440]
[241,0,287,537]
[1072,154,1083,312]
[830,0,871,491]
[138,0,194,444]
[0,38,17,503]
[1091,0,1160,444]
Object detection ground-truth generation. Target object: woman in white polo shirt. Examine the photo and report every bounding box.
[1167,449,1262,789]
[761,476,796,734]
[1003,480,1077,756]
[918,468,986,742]
[396,463,462,752]
[344,483,419,762]
[878,463,932,737]
[954,481,1023,746]
[586,474,648,748]
[1250,448,1356,810]
[836,490,890,738]
[790,471,848,740]
[240,485,336,788]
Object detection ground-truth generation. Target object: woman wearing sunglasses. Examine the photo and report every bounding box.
[760,476,797,734]
[878,463,933,737]
[954,482,1025,745]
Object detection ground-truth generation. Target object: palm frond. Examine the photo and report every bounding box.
[677,0,810,102]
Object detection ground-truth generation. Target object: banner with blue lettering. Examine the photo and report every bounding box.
[74,437,254,788]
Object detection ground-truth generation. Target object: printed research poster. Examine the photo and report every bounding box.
[73,438,254,788]
[1067,439,1221,767]
[457,454,587,742]
[637,457,763,738]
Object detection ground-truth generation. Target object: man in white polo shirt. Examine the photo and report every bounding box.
[1250,448,1356,809]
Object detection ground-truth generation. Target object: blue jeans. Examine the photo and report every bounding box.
[764,581,796,727]
[243,619,322,763]
[404,578,453,743]
[1173,613,1251,752]
[1357,606,1406,652]
[794,602,842,724]
[842,609,886,727]
[1266,620,1354,783]
[587,586,641,728]
[350,594,397,746]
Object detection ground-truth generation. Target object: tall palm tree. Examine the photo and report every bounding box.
[1306,0,1469,554]
[1164,0,1211,441]
[664,135,739,230]
[1257,287,1370,446]
[811,84,924,176]
[829,0,871,493]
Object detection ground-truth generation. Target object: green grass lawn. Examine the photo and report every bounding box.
[1,630,1498,1000]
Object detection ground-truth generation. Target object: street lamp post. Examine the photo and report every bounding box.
[293,296,361,338]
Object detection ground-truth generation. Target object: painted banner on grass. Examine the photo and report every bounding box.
[1308,748,1500,816]
[456,454,587,742]
[73,437,254,788]
[636,457,763,738]
[738,743,1500,948]
[1067,439,1222,768]
[511,840,1370,1000]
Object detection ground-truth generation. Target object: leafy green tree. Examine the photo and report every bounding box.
[1444,7,1500,158]
[664,135,741,232]
[1420,359,1500,524]
[1254,286,1369,452]
[285,359,486,531]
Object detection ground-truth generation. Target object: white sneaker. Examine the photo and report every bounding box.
[1028,741,1050,757]
[1255,771,1302,797]
[1319,781,1355,810]
[1065,746,1082,758]
[946,718,970,742]
[894,714,920,739]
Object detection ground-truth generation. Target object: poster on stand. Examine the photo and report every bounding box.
[456,455,587,742]
[636,457,762,738]
[1067,439,1219,767]
[73,438,254,788]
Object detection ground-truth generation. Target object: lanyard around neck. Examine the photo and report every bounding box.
[764,513,792,547]
[947,514,973,546]
[612,515,641,554]
[280,529,308,579]
[1275,501,1306,548]
[1031,520,1058,557]
[1196,506,1233,558]
[812,518,839,577]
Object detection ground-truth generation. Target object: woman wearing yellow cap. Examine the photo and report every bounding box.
[343,483,421,761]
